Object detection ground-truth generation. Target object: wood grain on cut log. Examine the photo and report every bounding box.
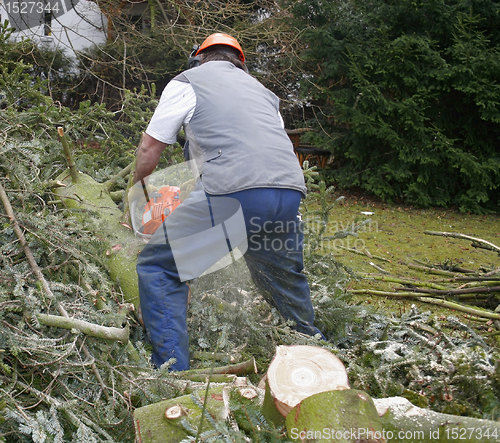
[164,404,188,419]
[265,345,350,419]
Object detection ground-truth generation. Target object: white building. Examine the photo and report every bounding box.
[0,0,107,55]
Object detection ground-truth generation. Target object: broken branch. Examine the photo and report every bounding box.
[424,230,500,254]
[407,262,460,276]
[103,161,135,192]
[57,127,78,183]
[416,297,500,320]
[395,285,500,297]
[175,357,257,378]
[37,313,129,343]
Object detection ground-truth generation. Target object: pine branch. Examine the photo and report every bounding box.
[351,289,438,298]
[174,357,257,378]
[357,273,448,290]
[9,376,117,442]
[416,297,500,320]
[337,245,391,262]
[396,285,500,297]
[424,230,500,254]
[37,313,129,342]
[0,179,112,402]
[407,262,460,276]
[102,160,134,192]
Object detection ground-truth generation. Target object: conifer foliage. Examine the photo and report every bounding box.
[288,0,500,213]
[1,13,500,443]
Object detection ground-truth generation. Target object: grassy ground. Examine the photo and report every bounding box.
[317,190,500,339]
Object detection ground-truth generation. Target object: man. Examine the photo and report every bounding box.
[134,33,324,371]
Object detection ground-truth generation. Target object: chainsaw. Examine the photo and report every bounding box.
[130,185,182,238]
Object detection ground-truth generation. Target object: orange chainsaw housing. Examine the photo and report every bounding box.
[141,186,181,235]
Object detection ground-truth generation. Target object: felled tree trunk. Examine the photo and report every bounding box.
[374,396,500,443]
[286,389,385,443]
[53,170,142,308]
[264,345,500,443]
[134,385,228,443]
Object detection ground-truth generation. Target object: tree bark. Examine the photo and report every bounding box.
[134,385,228,443]
[36,313,129,342]
[285,390,384,443]
[374,396,500,443]
[53,171,141,308]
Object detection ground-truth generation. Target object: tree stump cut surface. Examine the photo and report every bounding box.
[267,345,350,417]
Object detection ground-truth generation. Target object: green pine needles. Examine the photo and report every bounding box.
[1,19,499,443]
[290,0,500,213]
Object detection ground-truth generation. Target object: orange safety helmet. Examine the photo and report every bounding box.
[196,33,245,63]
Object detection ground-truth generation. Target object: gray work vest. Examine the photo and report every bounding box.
[174,61,306,196]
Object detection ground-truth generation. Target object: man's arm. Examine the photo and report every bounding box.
[133,133,168,184]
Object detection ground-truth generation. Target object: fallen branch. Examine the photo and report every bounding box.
[175,357,257,378]
[37,313,129,343]
[368,261,389,274]
[416,297,500,320]
[424,230,500,254]
[174,373,237,383]
[407,263,460,276]
[357,273,448,290]
[57,127,78,183]
[462,315,493,323]
[351,289,437,298]
[395,285,500,297]
[483,268,500,277]
[434,276,500,284]
[337,245,391,262]
[103,161,134,192]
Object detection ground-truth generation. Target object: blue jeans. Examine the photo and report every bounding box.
[136,186,323,370]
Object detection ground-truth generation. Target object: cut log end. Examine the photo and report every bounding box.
[239,388,258,399]
[266,345,350,417]
[165,404,188,419]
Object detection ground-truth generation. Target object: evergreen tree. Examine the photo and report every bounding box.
[287,0,500,213]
